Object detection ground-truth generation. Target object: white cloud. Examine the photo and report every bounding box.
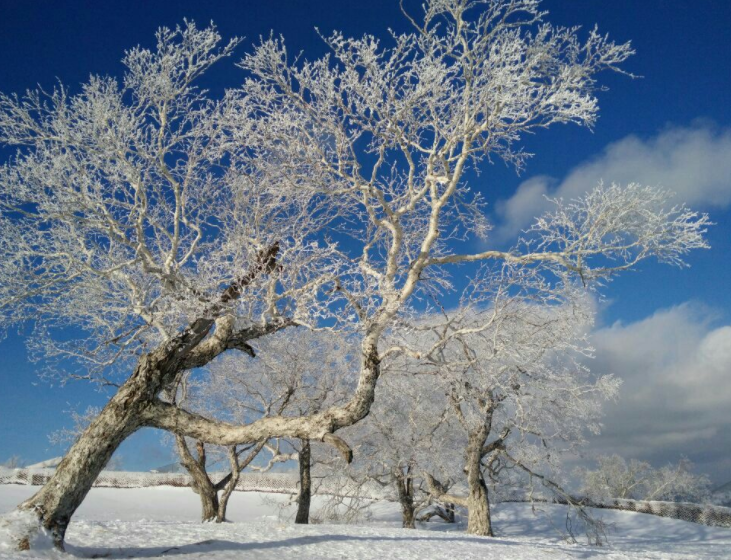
[583,304,731,483]
[495,123,731,241]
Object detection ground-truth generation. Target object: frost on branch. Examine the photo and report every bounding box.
[0,21,342,385]
[577,455,711,503]
[527,182,711,280]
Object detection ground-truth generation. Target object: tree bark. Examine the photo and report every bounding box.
[199,485,220,523]
[175,437,221,522]
[295,439,311,524]
[465,429,493,537]
[17,392,145,549]
[395,467,416,529]
[216,447,240,523]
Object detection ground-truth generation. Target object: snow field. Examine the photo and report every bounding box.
[2,485,731,559]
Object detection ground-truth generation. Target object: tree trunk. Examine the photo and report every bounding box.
[217,446,241,523]
[17,381,149,547]
[199,486,220,523]
[395,468,416,529]
[175,437,222,523]
[465,430,493,537]
[295,439,311,524]
[13,313,222,550]
[8,247,296,550]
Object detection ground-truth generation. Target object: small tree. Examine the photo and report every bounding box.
[171,372,271,524]
[1,456,25,469]
[336,368,462,529]
[407,267,615,537]
[175,328,358,523]
[577,455,711,503]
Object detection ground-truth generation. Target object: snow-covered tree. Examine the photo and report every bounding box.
[383,265,612,536]
[0,22,343,548]
[171,375,271,524]
[174,328,358,523]
[0,0,710,549]
[336,368,463,529]
[577,455,711,503]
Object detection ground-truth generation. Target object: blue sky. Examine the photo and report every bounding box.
[1,0,730,481]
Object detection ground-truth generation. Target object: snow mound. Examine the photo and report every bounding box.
[0,509,54,555]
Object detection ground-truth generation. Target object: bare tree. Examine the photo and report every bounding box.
[170,371,272,523]
[0,0,710,549]
[1,457,25,469]
[336,367,462,529]
[173,329,357,523]
[577,455,711,503]
[173,435,268,523]
[415,260,686,538]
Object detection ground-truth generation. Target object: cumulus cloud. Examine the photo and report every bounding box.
[583,304,731,484]
[495,123,731,241]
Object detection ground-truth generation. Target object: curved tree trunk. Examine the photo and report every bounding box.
[10,316,382,550]
[216,447,240,523]
[17,410,140,549]
[295,439,312,524]
[13,310,235,549]
[17,370,153,548]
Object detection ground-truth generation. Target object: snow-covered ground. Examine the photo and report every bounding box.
[2,485,730,559]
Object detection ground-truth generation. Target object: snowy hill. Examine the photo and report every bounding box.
[2,485,731,559]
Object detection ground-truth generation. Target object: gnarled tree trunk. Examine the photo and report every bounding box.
[175,437,221,522]
[17,391,146,549]
[15,318,223,549]
[14,312,274,548]
[295,439,312,524]
[465,429,493,536]
[395,467,416,529]
[423,425,496,537]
